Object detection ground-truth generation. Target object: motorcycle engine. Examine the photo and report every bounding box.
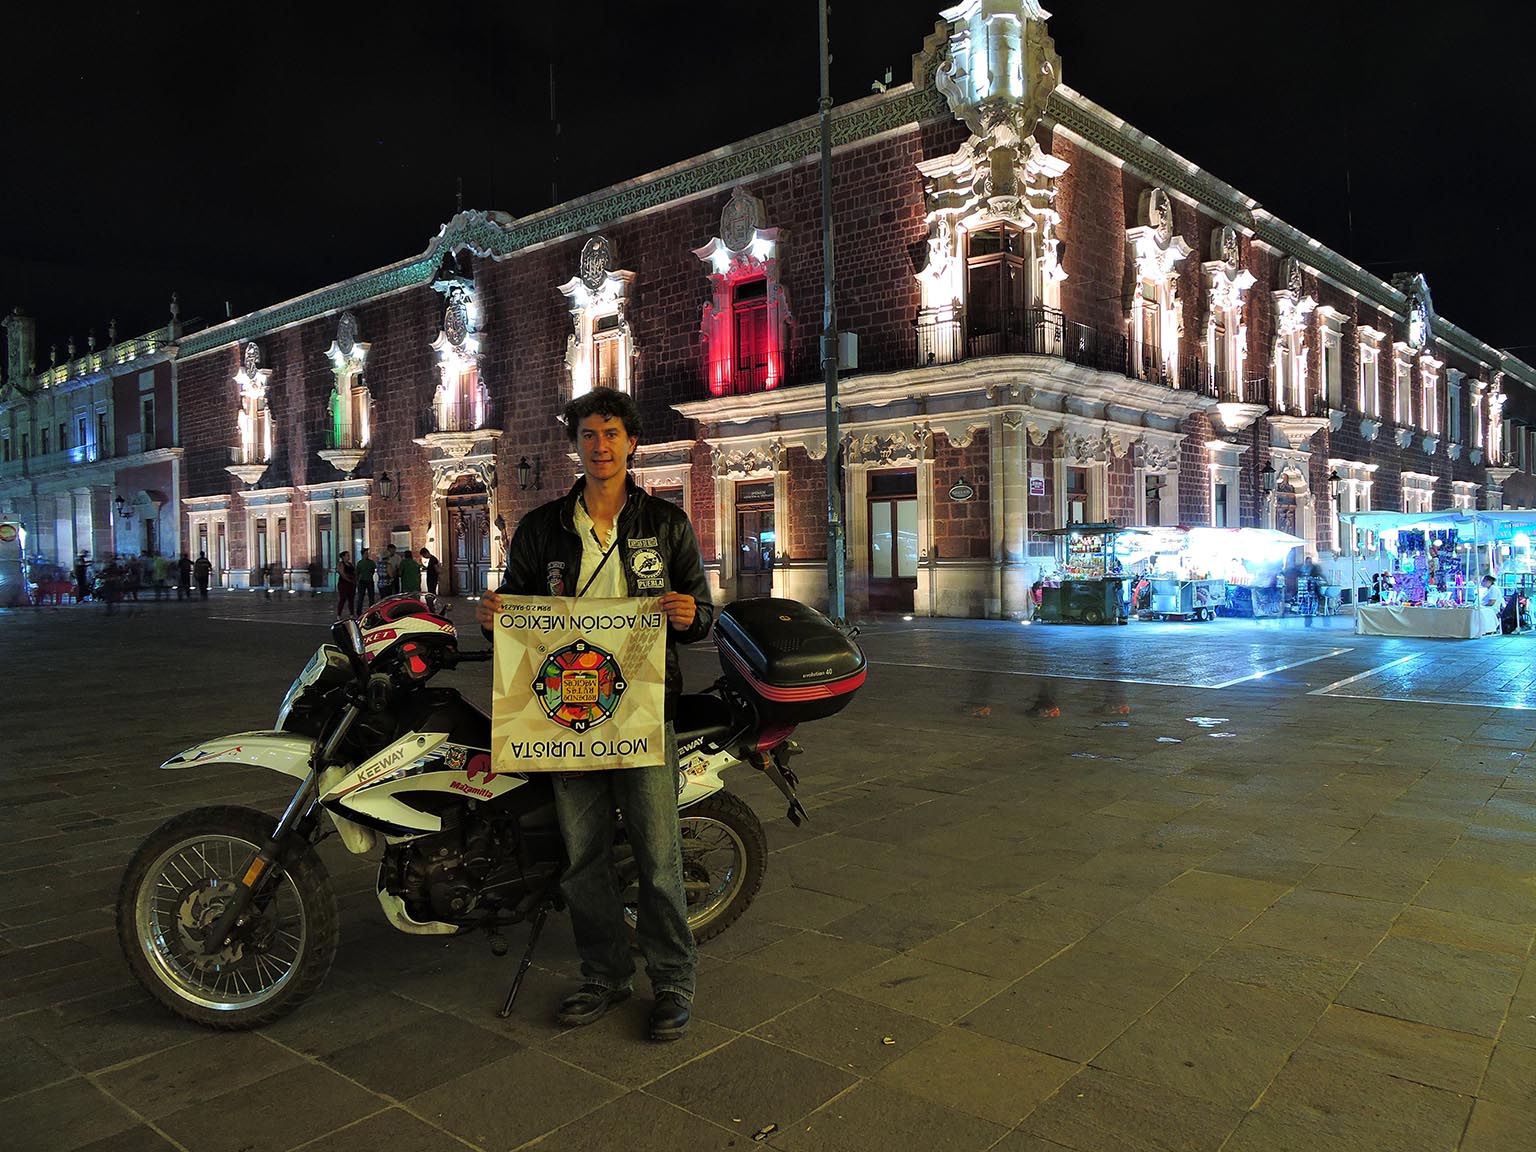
[386,809,558,925]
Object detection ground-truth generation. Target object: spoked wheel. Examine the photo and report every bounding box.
[116,805,338,1029]
[622,790,767,945]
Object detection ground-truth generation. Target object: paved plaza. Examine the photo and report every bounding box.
[2,595,1535,1152]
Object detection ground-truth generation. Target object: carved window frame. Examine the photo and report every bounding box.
[1392,344,1415,427]
[1419,355,1443,436]
[559,235,637,400]
[693,188,790,398]
[234,343,273,465]
[1357,327,1385,417]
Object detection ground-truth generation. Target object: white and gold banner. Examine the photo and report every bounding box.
[491,595,667,773]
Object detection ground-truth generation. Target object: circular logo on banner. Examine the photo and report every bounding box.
[532,640,627,733]
[631,549,664,581]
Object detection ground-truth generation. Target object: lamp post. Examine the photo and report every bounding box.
[818,0,846,624]
[516,456,541,490]
[378,471,396,501]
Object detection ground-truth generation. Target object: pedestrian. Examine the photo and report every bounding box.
[177,552,192,600]
[383,544,400,596]
[152,552,171,601]
[74,553,90,602]
[397,546,422,593]
[476,386,713,1042]
[126,553,143,601]
[334,550,357,618]
[308,556,325,597]
[1297,557,1320,627]
[419,547,440,595]
[355,547,377,613]
[193,551,212,599]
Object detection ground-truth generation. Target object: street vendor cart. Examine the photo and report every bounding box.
[1037,523,1127,625]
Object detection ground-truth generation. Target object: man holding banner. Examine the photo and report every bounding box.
[477,388,714,1042]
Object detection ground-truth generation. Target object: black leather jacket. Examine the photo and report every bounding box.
[495,477,714,716]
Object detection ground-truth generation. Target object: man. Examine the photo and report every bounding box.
[177,552,192,601]
[397,546,422,593]
[383,544,400,596]
[74,554,90,602]
[193,551,212,599]
[476,387,713,1042]
[355,548,378,613]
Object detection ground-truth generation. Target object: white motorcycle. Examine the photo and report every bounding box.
[116,593,865,1029]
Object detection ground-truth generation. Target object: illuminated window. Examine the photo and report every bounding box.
[1357,327,1384,417]
[731,279,770,393]
[559,235,636,399]
[1393,346,1414,425]
[1420,357,1442,435]
[1066,467,1089,524]
[592,313,623,391]
[965,223,1031,357]
[695,187,788,398]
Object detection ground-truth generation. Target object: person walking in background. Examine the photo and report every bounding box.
[74,553,90,602]
[397,546,422,593]
[193,551,212,599]
[177,552,192,601]
[152,552,171,601]
[383,544,401,596]
[354,548,377,614]
[334,550,357,619]
[419,547,440,595]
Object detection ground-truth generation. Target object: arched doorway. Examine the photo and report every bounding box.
[445,474,491,595]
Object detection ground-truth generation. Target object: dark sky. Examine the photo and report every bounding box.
[3,1,1531,367]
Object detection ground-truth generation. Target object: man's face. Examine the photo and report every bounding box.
[576,413,635,482]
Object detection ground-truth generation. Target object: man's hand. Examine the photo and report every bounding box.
[658,591,696,631]
[476,592,501,633]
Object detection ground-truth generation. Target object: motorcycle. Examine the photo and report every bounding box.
[116,593,865,1029]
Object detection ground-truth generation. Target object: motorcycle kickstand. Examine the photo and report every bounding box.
[498,901,552,1019]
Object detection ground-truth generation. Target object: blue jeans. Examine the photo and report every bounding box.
[551,723,695,1000]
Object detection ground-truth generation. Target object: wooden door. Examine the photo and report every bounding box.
[446,478,490,595]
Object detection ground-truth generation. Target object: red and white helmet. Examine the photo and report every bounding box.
[357,593,457,665]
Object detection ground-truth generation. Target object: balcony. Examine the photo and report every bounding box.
[318,426,369,477]
[225,445,269,488]
[415,400,502,460]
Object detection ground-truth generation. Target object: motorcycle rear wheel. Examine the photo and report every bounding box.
[116,805,338,1030]
[622,790,766,945]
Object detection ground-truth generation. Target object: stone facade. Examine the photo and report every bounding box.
[4,2,1535,613]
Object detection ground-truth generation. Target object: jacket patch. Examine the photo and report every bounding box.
[630,548,665,583]
[545,561,567,596]
[627,536,659,549]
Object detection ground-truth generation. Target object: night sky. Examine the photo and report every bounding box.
[3,1,1531,369]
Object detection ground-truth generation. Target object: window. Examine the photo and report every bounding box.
[1319,309,1346,410]
[97,412,108,458]
[141,396,156,447]
[58,421,67,451]
[725,278,769,394]
[966,223,1032,357]
[40,427,50,455]
[20,432,28,460]
[868,471,918,583]
[1420,358,1441,434]
[1144,474,1166,527]
[1358,329,1383,416]
[77,416,86,456]
[1213,481,1230,527]
[2,436,10,463]
[592,313,623,391]
[1066,467,1089,524]
[1447,371,1463,443]
[1394,347,1414,425]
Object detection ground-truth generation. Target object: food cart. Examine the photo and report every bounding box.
[1116,527,1226,621]
[1036,523,1127,625]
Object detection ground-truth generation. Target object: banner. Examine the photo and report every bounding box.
[491,595,667,773]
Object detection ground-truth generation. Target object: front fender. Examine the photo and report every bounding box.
[160,731,314,780]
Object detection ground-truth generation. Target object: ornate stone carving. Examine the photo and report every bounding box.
[845,431,924,466]
[1393,272,1435,351]
[242,342,261,377]
[580,235,614,290]
[1139,440,1172,471]
[1148,188,1174,247]
[1219,226,1240,270]
[443,288,470,348]
[720,187,762,253]
[335,311,358,358]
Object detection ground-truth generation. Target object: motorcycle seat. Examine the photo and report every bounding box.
[674,692,738,749]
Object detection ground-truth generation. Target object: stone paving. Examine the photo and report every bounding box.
[2,594,1535,1151]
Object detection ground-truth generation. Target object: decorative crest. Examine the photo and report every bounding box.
[242,342,261,376]
[579,235,614,292]
[336,311,359,357]
[443,288,470,348]
[720,187,762,254]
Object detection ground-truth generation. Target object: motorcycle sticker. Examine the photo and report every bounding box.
[466,753,496,784]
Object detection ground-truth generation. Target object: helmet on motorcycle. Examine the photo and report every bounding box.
[357,593,457,664]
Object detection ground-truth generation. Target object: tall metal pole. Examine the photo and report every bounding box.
[819,0,846,622]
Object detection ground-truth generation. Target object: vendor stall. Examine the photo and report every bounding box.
[1117,526,1299,620]
[1037,523,1126,625]
[1356,603,1500,638]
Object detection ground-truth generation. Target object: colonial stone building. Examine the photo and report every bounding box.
[4,0,1534,614]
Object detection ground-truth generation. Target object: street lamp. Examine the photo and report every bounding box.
[114,495,135,523]
[377,471,398,501]
[517,456,541,490]
[1259,461,1276,494]
[1327,469,1342,502]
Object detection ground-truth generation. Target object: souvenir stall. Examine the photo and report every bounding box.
[1344,511,1499,638]
[1036,523,1127,625]
[1115,527,1227,621]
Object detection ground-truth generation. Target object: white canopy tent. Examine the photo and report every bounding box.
[1338,508,1536,606]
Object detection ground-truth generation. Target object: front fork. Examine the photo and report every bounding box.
[200,703,360,954]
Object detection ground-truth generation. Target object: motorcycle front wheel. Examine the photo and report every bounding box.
[622,790,767,945]
[116,805,338,1030]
